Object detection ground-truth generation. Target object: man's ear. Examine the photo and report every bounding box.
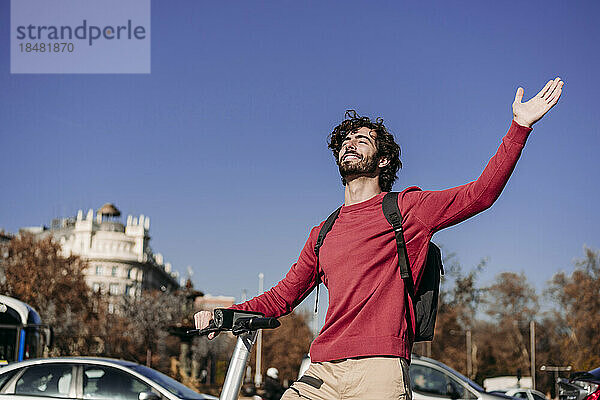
[378,157,390,168]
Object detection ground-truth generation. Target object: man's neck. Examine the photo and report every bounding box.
[344,177,382,206]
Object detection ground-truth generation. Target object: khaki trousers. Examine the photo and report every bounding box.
[281,357,411,400]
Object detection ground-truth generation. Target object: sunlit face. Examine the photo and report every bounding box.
[338,127,385,179]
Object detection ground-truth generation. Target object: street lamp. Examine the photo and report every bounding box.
[540,365,572,400]
[255,273,264,387]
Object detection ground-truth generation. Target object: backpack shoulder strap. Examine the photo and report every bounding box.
[315,207,341,258]
[313,206,341,312]
[382,192,415,292]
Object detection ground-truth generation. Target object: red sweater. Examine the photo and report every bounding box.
[231,121,532,362]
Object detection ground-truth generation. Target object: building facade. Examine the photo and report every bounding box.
[21,203,180,310]
[194,294,236,311]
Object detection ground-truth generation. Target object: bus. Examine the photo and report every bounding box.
[0,295,51,365]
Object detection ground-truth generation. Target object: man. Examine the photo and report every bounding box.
[264,367,285,400]
[194,78,564,399]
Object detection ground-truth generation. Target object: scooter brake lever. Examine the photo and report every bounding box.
[186,320,220,336]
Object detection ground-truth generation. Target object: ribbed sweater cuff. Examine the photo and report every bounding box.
[506,119,533,146]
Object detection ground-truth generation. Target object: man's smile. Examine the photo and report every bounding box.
[342,152,362,162]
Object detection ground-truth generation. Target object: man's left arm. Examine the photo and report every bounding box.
[409,77,564,233]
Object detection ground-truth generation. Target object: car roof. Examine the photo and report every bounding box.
[411,354,486,393]
[0,357,140,372]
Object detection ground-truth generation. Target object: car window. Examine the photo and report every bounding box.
[83,365,152,400]
[514,392,528,398]
[130,364,209,399]
[15,363,73,397]
[410,364,476,399]
[533,393,547,400]
[0,328,18,364]
[0,368,19,391]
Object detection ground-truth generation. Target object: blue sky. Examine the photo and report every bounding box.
[1,1,598,318]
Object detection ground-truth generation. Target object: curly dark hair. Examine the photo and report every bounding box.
[327,110,402,192]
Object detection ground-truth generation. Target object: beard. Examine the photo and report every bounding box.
[338,152,379,180]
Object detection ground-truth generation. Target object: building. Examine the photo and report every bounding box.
[195,294,236,311]
[0,231,12,253]
[0,232,12,244]
[21,203,181,310]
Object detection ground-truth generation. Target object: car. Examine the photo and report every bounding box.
[410,355,515,400]
[491,388,549,400]
[296,355,310,380]
[0,357,218,400]
[559,367,600,400]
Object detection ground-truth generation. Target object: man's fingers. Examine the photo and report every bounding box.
[543,78,561,101]
[514,87,524,104]
[538,79,554,98]
[548,79,563,102]
[547,82,564,106]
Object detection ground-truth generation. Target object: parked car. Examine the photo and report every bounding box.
[559,367,600,400]
[410,355,515,400]
[490,388,549,400]
[0,357,217,400]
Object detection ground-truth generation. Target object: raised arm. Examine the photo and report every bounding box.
[194,225,321,338]
[407,78,564,233]
[229,230,320,317]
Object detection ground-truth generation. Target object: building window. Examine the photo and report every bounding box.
[125,285,133,297]
[95,265,103,276]
[108,303,115,314]
[127,268,133,279]
[109,283,119,296]
[111,266,118,277]
[92,283,101,293]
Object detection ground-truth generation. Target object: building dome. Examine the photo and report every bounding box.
[97,203,121,217]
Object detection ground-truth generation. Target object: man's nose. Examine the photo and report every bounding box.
[344,140,358,151]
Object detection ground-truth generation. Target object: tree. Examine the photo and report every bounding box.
[483,272,539,378]
[428,253,485,379]
[548,247,600,370]
[0,233,96,355]
[249,310,313,385]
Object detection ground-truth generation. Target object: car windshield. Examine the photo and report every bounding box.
[129,365,207,399]
[433,361,486,392]
[590,367,600,380]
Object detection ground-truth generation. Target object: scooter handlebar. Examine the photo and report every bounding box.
[187,309,280,336]
[247,317,281,330]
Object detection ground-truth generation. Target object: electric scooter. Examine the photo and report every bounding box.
[188,309,281,400]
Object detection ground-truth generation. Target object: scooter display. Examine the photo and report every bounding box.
[188,309,281,400]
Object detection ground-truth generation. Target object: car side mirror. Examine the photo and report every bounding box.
[447,382,460,400]
[139,391,161,400]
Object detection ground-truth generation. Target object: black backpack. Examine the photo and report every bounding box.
[313,192,444,342]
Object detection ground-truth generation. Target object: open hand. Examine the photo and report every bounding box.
[513,77,564,128]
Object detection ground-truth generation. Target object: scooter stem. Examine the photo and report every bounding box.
[220,330,258,400]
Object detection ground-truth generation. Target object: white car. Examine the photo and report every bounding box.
[493,388,549,400]
[410,355,514,400]
[0,357,217,400]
